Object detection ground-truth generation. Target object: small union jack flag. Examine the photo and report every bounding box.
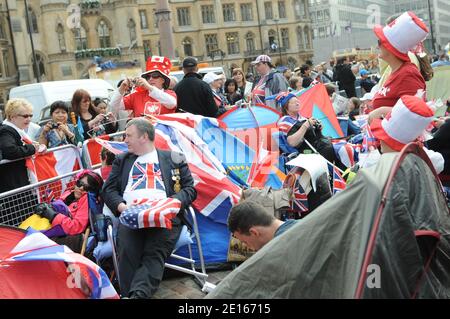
[45,186,55,203]
[130,162,165,191]
[291,175,309,213]
[119,198,182,229]
[330,164,346,195]
[362,124,378,152]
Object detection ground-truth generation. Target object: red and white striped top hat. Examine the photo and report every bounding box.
[374,11,429,62]
[370,95,434,151]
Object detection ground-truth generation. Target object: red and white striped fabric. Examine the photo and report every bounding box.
[374,11,429,61]
[119,198,182,229]
[370,95,434,151]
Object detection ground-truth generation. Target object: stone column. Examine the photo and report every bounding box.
[155,0,175,59]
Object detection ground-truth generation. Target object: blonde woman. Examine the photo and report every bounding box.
[0,98,46,193]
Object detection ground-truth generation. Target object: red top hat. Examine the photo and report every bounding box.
[373,11,429,62]
[370,95,434,151]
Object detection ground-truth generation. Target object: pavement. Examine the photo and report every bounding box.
[152,268,234,299]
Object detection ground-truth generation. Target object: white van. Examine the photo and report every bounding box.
[9,79,115,124]
[170,66,225,83]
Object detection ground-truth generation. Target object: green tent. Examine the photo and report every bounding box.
[206,144,450,299]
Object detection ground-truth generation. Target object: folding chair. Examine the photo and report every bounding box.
[100,205,211,296]
[271,131,299,174]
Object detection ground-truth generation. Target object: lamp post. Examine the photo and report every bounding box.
[219,49,225,68]
[273,18,282,65]
[24,0,40,82]
[208,51,215,65]
[427,0,437,55]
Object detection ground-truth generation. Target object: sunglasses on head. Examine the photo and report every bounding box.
[76,179,93,192]
[17,114,33,119]
[143,72,162,80]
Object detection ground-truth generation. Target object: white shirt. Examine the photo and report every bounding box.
[123,150,167,205]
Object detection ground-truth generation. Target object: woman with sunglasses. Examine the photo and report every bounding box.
[368,12,430,123]
[0,98,47,194]
[110,56,177,118]
[35,170,104,237]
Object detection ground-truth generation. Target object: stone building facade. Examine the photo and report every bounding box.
[1,0,313,99]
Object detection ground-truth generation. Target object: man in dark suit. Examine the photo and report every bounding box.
[102,118,197,298]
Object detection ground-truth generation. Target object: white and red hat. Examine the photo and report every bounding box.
[374,11,429,62]
[141,56,172,87]
[370,95,434,151]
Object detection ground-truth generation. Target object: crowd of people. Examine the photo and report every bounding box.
[0,10,449,299]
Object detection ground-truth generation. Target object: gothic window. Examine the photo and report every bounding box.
[139,10,148,29]
[245,32,255,52]
[223,4,236,22]
[205,34,218,56]
[177,7,191,26]
[240,3,253,21]
[281,28,290,49]
[98,19,111,48]
[264,2,273,20]
[75,25,88,50]
[297,26,304,49]
[201,5,215,24]
[182,38,193,57]
[26,7,38,33]
[278,1,286,19]
[226,32,239,54]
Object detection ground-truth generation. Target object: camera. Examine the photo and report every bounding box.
[50,122,59,129]
[101,115,110,124]
[312,120,322,131]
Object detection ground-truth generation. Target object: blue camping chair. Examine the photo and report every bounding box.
[272,131,299,174]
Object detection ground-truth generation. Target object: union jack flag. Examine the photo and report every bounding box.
[332,140,359,168]
[277,115,298,134]
[119,198,182,229]
[291,175,309,213]
[130,162,165,191]
[44,186,55,203]
[330,164,346,195]
[362,124,378,152]
[94,138,129,155]
[6,229,118,299]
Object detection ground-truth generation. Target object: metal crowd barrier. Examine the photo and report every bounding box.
[0,144,82,168]
[0,169,83,227]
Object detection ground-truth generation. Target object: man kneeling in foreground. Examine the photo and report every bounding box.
[228,200,299,251]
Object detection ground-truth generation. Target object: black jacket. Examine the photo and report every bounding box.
[333,64,356,97]
[427,119,450,179]
[174,72,218,117]
[101,149,197,218]
[0,124,36,193]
